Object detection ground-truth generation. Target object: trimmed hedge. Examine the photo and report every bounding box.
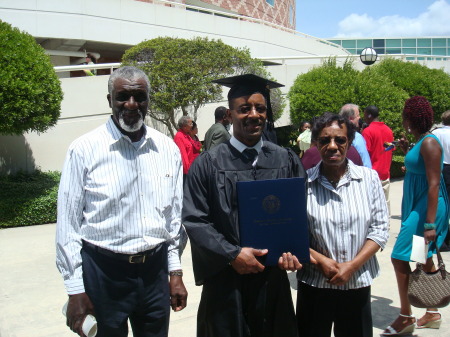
[0,171,60,228]
[391,154,406,179]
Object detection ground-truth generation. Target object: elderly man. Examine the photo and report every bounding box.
[339,103,372,168]
[203,106,230,151]
[183,74,306,337]
[56,66,187,337]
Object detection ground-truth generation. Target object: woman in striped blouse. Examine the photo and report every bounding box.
[296,113,389,337]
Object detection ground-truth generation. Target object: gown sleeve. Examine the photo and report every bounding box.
[182,151,241,285]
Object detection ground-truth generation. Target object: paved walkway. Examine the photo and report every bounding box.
[1,178,449,337]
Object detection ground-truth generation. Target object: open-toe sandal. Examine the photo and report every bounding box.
[417,310,441,329]
[381,314,416,336]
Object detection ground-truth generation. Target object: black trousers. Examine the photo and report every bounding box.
[296,282,372,337]
[81,243,170,337]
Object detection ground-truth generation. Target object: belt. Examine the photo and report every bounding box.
[83,240,162,264]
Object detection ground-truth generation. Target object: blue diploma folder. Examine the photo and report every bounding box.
[236,177,309,266]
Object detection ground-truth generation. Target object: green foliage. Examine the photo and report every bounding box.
[391,154,406,179]
[288,58,358,127]
[122,37,283,136]
[288,57,450,138]
[371,58,450,121]
[0,20,63,135]
[0,171,60,227]
[355,67,409,137]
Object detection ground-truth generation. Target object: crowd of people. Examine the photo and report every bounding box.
[56,66,449,337]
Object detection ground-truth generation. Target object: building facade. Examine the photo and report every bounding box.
[328,37,450,60]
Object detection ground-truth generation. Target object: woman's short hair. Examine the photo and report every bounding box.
[311,113,355,145]
[403,96,433,134]
[177,115,192,129]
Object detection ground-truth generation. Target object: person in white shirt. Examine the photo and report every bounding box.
[56,66,187,337]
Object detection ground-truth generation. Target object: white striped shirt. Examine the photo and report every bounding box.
[56,117,185,295]
[297,160,389,289]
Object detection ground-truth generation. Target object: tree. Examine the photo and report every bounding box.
[0,20,63,135]
[122,37,284,136]
[288,57,448,138]
[288,58,358,127]
[370,58,450,122]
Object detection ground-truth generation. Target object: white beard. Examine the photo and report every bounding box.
[118,111,144,132]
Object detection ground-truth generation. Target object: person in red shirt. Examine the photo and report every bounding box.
[363,105,394,213]
[174,116,201,176]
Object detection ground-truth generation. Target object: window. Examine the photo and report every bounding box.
[403,47,416,55]
[432,48,446,56]
[289,5,294,26]
[402,39,416,47]
[373,39,385,48]
[417,39,431,47]
[356,39,372,48]
[432,38,446,47]
[417,47,432,55]
[374,48,385,54]
[386,48,402,54]
[386,39,401,48]
[342,40,356,48]
[328,40,342,46]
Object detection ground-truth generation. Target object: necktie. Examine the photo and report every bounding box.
[243,148,258,161]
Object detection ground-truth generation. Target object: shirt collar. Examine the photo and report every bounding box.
[230,136,263,153]
[307,159,363,183]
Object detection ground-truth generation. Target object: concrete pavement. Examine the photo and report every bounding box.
[1,178,449,337]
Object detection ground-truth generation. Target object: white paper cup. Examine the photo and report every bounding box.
[62,301,97,337]
[82,314,97,337]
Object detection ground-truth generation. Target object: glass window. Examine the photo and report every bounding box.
[417,38,431,47]
[402,39,416,47]
[342,40,356,48]
[328,40,342,46]
[386,39,401,47]
[403,47,416,55]
[266,0,274,6]
[417,57,425,60]
[406,56,416,61]
[347,49,358,55]
[357,39,372,48]
[289,5,294,26]
[432,48,446,56]
[432,38,446,47]
[386,48,402,54]
[417,47,431,55]
[373,39,385,47]
[374,48,385,54]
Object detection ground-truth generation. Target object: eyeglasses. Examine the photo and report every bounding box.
[317,136,348,146]
[236,105,267,114]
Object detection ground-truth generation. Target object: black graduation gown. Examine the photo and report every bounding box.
[183,141,306,337]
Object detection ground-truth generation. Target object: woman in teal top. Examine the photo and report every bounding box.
[383,96,449,336]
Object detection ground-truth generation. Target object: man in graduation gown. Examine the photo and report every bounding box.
[183,74,306,337]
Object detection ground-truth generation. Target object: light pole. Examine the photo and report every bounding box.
[360,47,378,65]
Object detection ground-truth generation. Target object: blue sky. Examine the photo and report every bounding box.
[295,0,450,38]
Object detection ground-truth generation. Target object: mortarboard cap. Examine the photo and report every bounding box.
[212,74,284,130]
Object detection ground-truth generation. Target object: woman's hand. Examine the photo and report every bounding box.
[398,134,409,154]
[328,262,357,286]
[315,256,339,280]
[424,229,437,244]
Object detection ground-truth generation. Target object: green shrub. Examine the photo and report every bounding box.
[391,154,406,179]
[0,171,60,227]
[0,20,63,135]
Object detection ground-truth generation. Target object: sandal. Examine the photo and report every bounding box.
[417,310,441,329]
[381,314,416,336]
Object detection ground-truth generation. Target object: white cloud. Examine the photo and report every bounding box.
[336,0,450,37]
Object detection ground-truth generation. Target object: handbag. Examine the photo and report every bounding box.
[408,247,450,308]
